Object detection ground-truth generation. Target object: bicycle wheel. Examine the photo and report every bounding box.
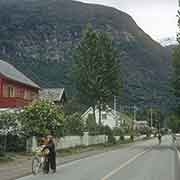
[32,156,41,175]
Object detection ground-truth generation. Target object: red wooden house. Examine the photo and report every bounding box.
[0,60,40,108]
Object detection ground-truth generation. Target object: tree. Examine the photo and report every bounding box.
[168,113,180,133]
[172,9,180,98]
[0,112,20,152]
[19,101,64,137]
[86,113,98,134]
[73,25,122,125]
[137,108,164,129]
[171,9,180,130]
[64,113,84,136]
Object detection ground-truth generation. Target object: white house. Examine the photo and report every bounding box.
[134,120,149,130]
[81,106,133,129]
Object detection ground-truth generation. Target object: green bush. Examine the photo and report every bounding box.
[0,135,26,152]
[7,135,26,152]
[103,126,116,144]
[113,127,124,136]
[120,135,124,141]
[130,134,134,141]
[85,114,98,135]
[64,113,84,136]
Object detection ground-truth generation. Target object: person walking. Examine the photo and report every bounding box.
[44,135,56,173]
[158,133,162,144]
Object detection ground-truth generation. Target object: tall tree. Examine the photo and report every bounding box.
[73,25,122,125]
[171,8,180,131]
[173,10,180,98]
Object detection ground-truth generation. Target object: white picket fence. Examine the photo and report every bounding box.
[56,133,107,150]
[26,132,107,152]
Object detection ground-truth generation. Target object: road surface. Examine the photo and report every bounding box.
[17,136,180,180]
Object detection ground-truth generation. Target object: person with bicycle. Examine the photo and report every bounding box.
[32,137,50,175]
[41,137,50,174]
[43,135,56,174]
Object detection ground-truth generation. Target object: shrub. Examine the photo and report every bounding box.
[0,112,21,152]
[85,114,98,135]
[120,135,124,141]
[113,127,124,136]
[0,135,26,152]
[103,126,116,144]
[6,135,26,152]
[19,101,64,137]
[64,113,84,136]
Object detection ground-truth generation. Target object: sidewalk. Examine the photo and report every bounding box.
[0,143,131,180]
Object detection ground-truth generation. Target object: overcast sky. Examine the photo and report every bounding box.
[77,0,179,42]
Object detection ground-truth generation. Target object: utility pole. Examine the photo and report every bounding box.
[133,105,137,130]
[150,108,153,129]
[114,96,118,127]
[119,104,122,125]
[133,105,137,122]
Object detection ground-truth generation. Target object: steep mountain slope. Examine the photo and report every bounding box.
[0,0,173,109]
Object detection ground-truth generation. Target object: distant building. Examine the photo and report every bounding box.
[39,88,67,106]
[82,106,133,129]
[134,121,149,130]
[0,60,40,108]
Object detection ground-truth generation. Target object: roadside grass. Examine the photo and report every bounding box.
[0,152,16,163]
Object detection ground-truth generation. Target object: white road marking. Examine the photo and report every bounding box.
[17,139,155,180]
[101,150,149,180]
[17,147,130,180]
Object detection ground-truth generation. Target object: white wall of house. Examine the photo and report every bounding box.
[82,107,117,129]
[134,121,149,129]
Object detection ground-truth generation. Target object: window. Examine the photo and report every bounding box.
[7,86,14,97]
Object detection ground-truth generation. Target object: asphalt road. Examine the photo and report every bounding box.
[17,136,180,180]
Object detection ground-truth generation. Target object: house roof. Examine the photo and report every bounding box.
[0,60,40,89]
[39,88,66,102]
[81,106,132,122]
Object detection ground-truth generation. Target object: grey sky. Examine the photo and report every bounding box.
[77,0,178,41]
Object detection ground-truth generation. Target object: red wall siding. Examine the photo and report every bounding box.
[0,78,3,97]
[0,75,39,108]
[0,97,31,108]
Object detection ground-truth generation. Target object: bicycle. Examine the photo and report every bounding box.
[32,146,49,175]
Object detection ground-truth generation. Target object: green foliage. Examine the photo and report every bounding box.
[0,135,26,152]
[64,97,87,115]
[103,125,116,144]
[19,101,64,137]
[0,112,21,152]
[168,113,180,133]
[113,127,124,141]
[85,114,98,134]
[137,108,164,129]
[0,112,19,135]
[0,0,172,111]
[64,113,84,136]
[112,127,124,136]
[172,46,180,98]
[73,26,122,124]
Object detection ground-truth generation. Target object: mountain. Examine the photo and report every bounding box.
[0,0,173,110]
